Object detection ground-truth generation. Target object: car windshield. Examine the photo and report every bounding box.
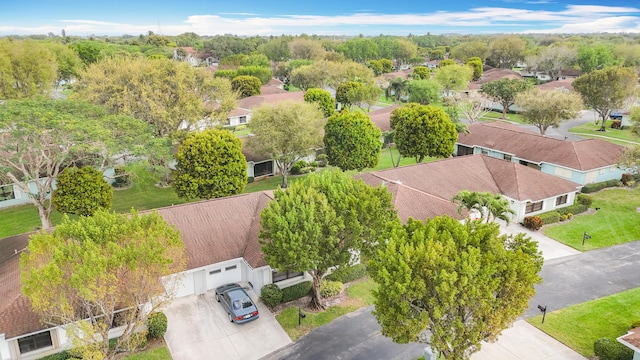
[232,298,253,310]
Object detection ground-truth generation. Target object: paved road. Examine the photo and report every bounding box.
[260,306,425,360]
[523,240,640,318]
[262,240,640,360]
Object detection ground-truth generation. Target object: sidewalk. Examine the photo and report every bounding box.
[498,219,581,260]
[471,320,587,360]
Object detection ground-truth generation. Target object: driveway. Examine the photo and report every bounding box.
[164,288,291,360]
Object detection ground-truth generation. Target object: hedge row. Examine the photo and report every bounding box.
[325,264,367,283]
[582,179,621,193]
[260,281,313,307]
[532,203,589,226]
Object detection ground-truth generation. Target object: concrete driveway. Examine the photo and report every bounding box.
[164,288,291,360]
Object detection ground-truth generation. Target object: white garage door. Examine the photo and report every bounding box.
[206,262,242,290]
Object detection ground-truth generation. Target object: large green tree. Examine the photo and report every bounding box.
[487,36,528,69]
[324,110,382,171]
[406,79,442,105]
[52,166,113,216]
[260,170,398,310]
[173,129,247,200]
[0,99,162,229]
[577,44,619,73]
[231,75,262,98]
[304,88,336,117]
[573,66,638,131]
[0,39,57,99]
[368,216,543,360]
[336,81,364,110]
[21,210,186,360]
[515,88,584,135]
[74,57,236,136]
[236,65,273,85]
[450,41,490,63]
[45,42,83,85]
[390,103,457,163]
[525,45,577,81]
[481,78,532,119]
[434,64,474,94]
[465,57,483,81]
[247,101,325,188]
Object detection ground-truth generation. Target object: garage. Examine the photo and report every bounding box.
[163,288,291,360]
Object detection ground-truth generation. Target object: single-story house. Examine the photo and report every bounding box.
[0,191,312,360]
[618,328,640,360]
[466,67,523,92]
[537,78,574,92]
[225,91,306,127]
[455,122,626,185]
[357,154,582,223]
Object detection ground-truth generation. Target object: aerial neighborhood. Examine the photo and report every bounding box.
[2,6,640,360]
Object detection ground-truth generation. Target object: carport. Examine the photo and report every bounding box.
[164,287,291,360]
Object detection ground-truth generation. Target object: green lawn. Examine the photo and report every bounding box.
[543,186,640,250]
[569,120,640,145]
[478,110,525,124]
[124,345,172,360]
[527,287,640,358]
[275,278,377,341]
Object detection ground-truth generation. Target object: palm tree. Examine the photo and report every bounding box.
[484,194,516,224]
[385,77,407,104]
[452,191,515,224]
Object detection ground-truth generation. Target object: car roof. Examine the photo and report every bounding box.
[227,288,250,300]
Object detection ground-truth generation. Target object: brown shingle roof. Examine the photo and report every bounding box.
[0,233,47,339]
[538,78,574,91]
[359,154,579,210]
[468,68,523,90]
[260,85,288,95]
[155,191,273,270]
[620,328,640,351]
[237,91,305,110]
[369,105,401,132]
[458,122,625,171]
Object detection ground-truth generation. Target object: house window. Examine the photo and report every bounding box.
[18,331,52,354]
[225,265,237,271]
[556,195,568,206]
[504,155,512,162]
[239,116,247,124]
[456,145,474,156]
[481,148,489,155]
[519,160,541,171]
[254,161,273,177]
[525,201,543,214]
[209,269,221,275]
[272,270,304,283]
[0,185,15,201]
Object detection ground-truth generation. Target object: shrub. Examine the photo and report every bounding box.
[127,331,148,351]
[611,120,622,129]
[593,338,633,360]
[38,351,80,360]
[538,211,560,225]
[281,281,312,303]
[260,284,283,307]
[560,214,568,221]
[325,264,367,283]
[290,160,308,175]
[582,179,620,193]
[309,161,318,167]
[621,173,632,185]
[523,216,543,230]
[576,194,592,207]
[320,280,343,298]
[557,204,588,216]
[631,319,640,328]
[147,312,168,340]
[316,154,328,167]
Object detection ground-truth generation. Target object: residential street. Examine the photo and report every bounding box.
[262,239,640,360]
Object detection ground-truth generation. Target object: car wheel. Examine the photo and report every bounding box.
[228,313,233,323]
[215,294,220,302]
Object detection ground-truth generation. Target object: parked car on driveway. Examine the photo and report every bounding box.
[215,283,260,324]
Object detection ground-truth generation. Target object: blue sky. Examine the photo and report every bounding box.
[1,0,639,36]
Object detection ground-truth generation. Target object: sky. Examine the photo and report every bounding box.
[1,0,639,37]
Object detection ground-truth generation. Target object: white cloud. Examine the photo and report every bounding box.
[1,5,639,36]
